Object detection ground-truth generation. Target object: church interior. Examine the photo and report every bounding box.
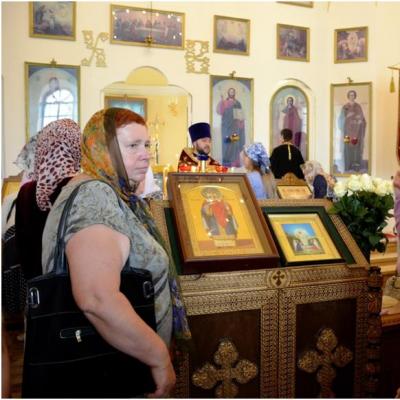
[2,1,400,398]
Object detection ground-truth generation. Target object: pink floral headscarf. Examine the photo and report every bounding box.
[34,119,81,211]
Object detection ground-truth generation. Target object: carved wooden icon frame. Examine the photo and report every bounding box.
[167,172,280,274]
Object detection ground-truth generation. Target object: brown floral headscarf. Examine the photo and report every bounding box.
[81,109,120,189]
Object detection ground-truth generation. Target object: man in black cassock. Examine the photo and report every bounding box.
[270,129,305,180]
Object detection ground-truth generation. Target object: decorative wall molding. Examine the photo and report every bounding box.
[81,31,109,67]
[185,40,210,74]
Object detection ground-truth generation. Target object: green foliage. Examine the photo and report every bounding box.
[329,192,394,255]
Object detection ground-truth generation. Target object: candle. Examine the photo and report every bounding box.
[162,166,169,199]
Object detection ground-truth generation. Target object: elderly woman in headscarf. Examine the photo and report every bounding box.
[14,134,40,184]
[302,160,336,199]
[15,119,81,280]
[241,142,277,199]
[40,108,190,397]
[2,135,40,237]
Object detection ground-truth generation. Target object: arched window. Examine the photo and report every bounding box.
[36,76,76,130]
[41,88,74,128]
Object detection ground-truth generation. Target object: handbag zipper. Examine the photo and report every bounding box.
[59,326,95,342]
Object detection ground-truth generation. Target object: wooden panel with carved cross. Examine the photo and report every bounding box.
[174,289,279,398]
[278,281,368,398]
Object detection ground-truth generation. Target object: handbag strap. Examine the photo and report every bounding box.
[6,199,16,223]
[53,179,126,275]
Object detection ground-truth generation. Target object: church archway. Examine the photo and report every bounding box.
[102,66,192,168]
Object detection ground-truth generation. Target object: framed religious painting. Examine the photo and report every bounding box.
[277,185,312,200]
[277,23,310,62]
[213,15,250,55]
[334,26,368,63]
[25,61,80,140]
[110,4,185,49]
[29,2,76,40]
[270,85,309,160]
[210,75,253,168]
[330,82,371,176]
[167,173,280,274]
[264,207,346,267]
[104,95,147,119]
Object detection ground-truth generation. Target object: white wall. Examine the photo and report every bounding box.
[2,1,400,179]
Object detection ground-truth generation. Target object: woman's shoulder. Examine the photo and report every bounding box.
[65,178,118,198]
[53,178,123,215]
[247,170,262,182]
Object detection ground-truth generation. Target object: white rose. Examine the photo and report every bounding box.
[348,174,359,182]
[347,176,362,192]
[384,180,394,195]
[333,181,347,198]
[360,174,374,192]
[375,182,388,196]
[372,177,383,187]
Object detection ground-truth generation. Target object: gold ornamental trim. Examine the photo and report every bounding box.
[177,265,366,294]
[174,352,190,398]
[182,288,274,315]
[298,328,353,397]
[288,265,366,287]
[258,198,332,210]
[192,339,258,398]
[150,200,174,254]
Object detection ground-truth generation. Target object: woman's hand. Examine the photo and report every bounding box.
[147,358,176,398]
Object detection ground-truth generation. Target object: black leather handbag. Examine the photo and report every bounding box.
[22,181,156,398]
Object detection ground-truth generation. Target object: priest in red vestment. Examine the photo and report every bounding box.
[178,122,220,171]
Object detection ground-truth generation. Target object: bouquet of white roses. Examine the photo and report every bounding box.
[330,174,394,258]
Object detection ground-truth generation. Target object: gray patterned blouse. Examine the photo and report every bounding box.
[42,180,172,345]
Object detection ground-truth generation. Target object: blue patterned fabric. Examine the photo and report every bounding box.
[243,142,270,174]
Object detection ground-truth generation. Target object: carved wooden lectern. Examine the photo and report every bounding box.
[151,199,380,398]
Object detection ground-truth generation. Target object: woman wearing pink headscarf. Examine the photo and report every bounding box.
[15,119,81,279]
